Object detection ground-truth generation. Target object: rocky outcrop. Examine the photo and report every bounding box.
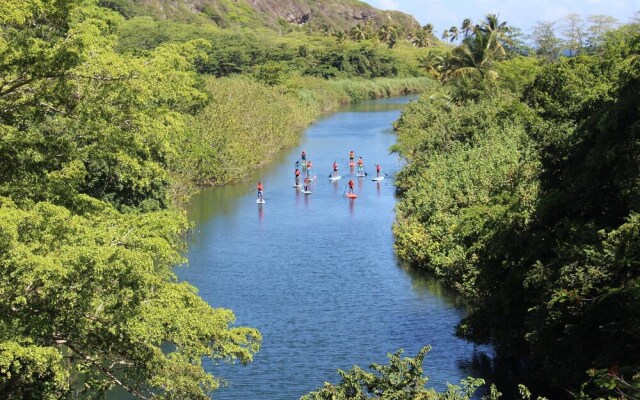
[113,0,419,32]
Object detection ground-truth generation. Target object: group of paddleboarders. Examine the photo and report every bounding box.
[257,150,384,202]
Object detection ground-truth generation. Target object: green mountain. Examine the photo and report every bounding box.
[100,0,420,31]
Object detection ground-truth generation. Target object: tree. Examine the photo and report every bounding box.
[531,21,563,62]
[449,26,460,42]
[442,29,450,41]
[562,13,586,56]
[461,18,474,37]
[586,14,619,52]
[476,13,512,56]
[378,24,399,48]
[448,30,499,81]
[411,29,431,48]
[0,1,262,398]
[301,346,486,400]
[350,24,367,41]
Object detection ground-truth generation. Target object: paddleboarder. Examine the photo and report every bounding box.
[257,181,264,201]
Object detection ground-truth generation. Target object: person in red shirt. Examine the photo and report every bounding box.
[304,176,310,192]
[257,182,264,200]
[348,179,355,194]
[306,160,312,177]
[376,164,381,177]
[295,168,300,185]
[332,161,338,177]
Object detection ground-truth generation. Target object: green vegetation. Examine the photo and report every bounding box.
[99,0,420,33]
[392,13,640,399]
[0,0,434,397]
[0,1,263,398]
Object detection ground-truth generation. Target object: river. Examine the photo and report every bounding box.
[180,96,490,399]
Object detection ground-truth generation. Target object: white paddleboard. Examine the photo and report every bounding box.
[356,173,366,177]
[302,191,312,195]
[256,199,265,204]
[293,184,302,188]
[329,175,342,181]
[372,176,384,181]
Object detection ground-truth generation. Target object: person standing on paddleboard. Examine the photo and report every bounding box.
[306,160,312,178]
[349,150,355,164]
[295,168,300,185]
[257,182,264,201]
[376,164,381,177]
[332,161,338,177]
[357,157,364,174]
[348,179,355,194]
[301,150,307,162]
[304,177,310,192]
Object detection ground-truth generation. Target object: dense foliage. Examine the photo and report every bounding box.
[0,0,434,397]
[393,16,640,398]
[0,1,263,398]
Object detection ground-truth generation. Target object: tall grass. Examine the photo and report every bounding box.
[172,75,435,189]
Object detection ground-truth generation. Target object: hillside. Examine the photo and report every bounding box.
[99,0,420,31]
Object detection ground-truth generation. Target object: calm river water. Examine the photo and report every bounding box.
[180,96,489,399]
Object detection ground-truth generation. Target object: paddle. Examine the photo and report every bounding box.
[342,184,348,196]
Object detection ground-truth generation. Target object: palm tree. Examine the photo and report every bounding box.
[378,24,398,48]
[461,18,473,37]
[448,30,498,81]
[441,29,449,41]
[423,23,434,35]
[418,50,448,80]
[449,26,459,42]
[411,29,431,47]
[332,30,347,43]
[350,24,367,41]
[476,13,512,56]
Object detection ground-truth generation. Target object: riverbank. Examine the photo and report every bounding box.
[168,75,435,203]
[180,95,486,399]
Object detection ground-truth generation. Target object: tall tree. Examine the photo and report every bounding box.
[0,1,261,398]
[586,14,619,52]
[562,13,586,56]
[449,26,460,42]
[411,29,431,47]
[461,18,474,37]
[476,13,512,56]
[350,23,367,41]
[531,21,563,62]
[442,29,450,41]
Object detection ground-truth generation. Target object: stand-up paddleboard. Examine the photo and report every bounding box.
[256,198,265,204]
[293,184,302,188]
[356,173,366,177]
[372,176,384,181]
[329,175,342,181]
[301,190,312,195]
[346,193,357,198]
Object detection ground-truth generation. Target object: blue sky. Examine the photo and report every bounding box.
[366,0,640,34]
